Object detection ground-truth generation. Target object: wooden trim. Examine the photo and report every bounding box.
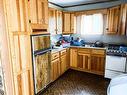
[17,74,23,95]
[17,35,22,71]
[12,32,29,35]
[30,23,48,30]
[16,0,21,31]
[21,0,27,32]
[75,9,108,16]
[70,67,104,76]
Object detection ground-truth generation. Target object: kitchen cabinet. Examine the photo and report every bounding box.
[70,48,78,67]
[91,49,105,74]
[51,49,68,82]
[28,0,48,30]
[51,52,60,81]
[78,52,91,70]
[63,12,70,34]
[51,58,60,81]
[60,49,67,74]
[60,55,67,74]
[70,48,106,75]
[63,12,75,34]
[119,4,127,35]
[91,55,105,75]
[49,8,57,35]
[106,6,120,35]
[11,34,34,95]
[66,48,70,69]
[70,13,75,33]
[56,10,63,34]
[4,0,30,32]
[49,8,62,35]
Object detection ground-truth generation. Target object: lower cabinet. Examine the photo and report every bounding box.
[66,48,70,69]
[60,54,67,74]
[78,53,91,70]
[91,55,105,75]
[70,48,77,67]
[51,58,60,82]
[70,48,106,76]
[51,49,68,82]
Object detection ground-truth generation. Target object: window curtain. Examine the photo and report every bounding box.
[76,14,104,35]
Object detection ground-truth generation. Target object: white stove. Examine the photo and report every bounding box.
[105,44,127,79]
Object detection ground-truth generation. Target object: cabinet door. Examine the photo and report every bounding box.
[63,13,71,34]
[78,53,91,70]
[61,54,67,74]
[70,48,77,67]
[56,11,62,34]
[5,0,29,32]
[70,13,75,33]
[106,6,120,35]
[49,8,57,35]
[66,48,70,69]
[51,58,60,81]
[91,55,105,75]
[37,0,48,25]
[14,70,31,95]
[28,0,38,24]
[119,4,127,35]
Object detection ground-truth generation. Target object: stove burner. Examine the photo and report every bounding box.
[107,50,127,57]
[106,44,127,57]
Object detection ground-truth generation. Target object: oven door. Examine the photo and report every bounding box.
[106,55,126,72]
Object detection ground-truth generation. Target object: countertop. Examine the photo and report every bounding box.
[51,45,107,53]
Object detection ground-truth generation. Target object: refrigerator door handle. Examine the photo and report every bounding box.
[34,49,51,56]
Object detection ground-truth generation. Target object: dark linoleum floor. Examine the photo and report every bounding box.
[42,69,110,95]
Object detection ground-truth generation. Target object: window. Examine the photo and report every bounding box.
[76,13,104,35]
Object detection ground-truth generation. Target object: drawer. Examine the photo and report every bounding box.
[51,52,59,60]
[78,48,91,54]
[105,70,124,79]
[92,49,105,55]
[60,49,67,56]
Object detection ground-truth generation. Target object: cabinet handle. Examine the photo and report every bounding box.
[29,20,31,23]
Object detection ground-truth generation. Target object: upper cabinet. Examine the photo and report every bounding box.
[119,4,127,35]
[4,0,30,32]
[106,4,127,35]
[28,0,48,30]
[49,8,56,35]
[56,10,63,34]
[48,8,62,35]
[63,12,75,34]
[106,6,120,35]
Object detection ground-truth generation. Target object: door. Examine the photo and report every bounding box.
[34,51,50,94]
[106,55,126,72]
[61,54,67,74]
[32,35,50,52]
[49,8,57,35]
[51,58,60,81]
[78,53,91,70]
[37,0,48,25]
[106,6,120,35]
[56,10,62,34]
[70,13,75,33]
[91,55,105,74]
[63,13,71,34]
[70,48,77,67]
